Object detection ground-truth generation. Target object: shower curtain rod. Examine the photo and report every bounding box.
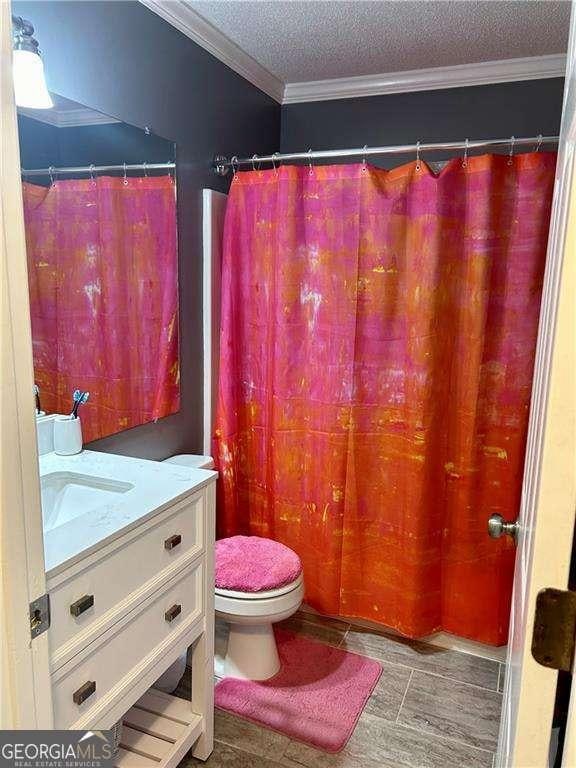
[21,161,175,177]
[212,134,559,176]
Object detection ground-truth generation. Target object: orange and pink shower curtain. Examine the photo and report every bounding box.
[23,176,179,443]
[214,152,556,646]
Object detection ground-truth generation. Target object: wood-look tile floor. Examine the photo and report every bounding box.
[177,612,503,768]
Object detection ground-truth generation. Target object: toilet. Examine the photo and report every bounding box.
[162,455,304,682]
[215,535,304,680]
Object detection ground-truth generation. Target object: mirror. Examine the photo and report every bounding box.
[18,94,180,443]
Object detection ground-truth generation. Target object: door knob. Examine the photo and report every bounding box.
[488,513,519,542]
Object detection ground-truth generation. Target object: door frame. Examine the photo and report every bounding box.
[0,0,53,728]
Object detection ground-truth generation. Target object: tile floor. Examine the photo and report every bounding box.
[177,612,503,768]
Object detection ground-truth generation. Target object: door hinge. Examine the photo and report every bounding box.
[531,588,576,672]
[29,593,50,639]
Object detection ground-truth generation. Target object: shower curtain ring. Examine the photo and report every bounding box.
[251,154,260,171]
[462,138,469,168]
[89,164,96,184]
[415,140,421,172]
[143,161,148,177]
[308,148,314,176]
[362,145,368,172]
[48,166,56,186]
[123,163,129,185]
[231,156,239,179]
[535,134,543,152]
[272,153,279,174]
[508,136,515,166]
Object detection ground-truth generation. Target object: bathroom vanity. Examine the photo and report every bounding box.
[38,419,216,766]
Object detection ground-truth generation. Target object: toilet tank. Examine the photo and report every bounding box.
[162,454,215,469]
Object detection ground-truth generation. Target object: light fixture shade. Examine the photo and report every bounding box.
[12,49,53,109]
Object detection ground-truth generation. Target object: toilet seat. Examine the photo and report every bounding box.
[215,573,304,622]
[215,573,304,600]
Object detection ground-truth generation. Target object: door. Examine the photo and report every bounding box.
[496,8,576,766]
[0,0,53,728]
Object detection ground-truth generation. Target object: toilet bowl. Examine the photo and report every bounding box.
[215,572,304,680]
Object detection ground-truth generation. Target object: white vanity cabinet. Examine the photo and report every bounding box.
[41,448,216,768]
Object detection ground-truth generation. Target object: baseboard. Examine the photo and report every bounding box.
[299,604,507,663]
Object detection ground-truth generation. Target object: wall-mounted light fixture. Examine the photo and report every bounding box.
[12,16,53,109]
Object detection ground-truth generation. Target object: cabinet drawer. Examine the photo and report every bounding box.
[52,561,202,729]
[48,492,204,666]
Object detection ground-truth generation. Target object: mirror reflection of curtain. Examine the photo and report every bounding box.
[23,176,179,442]
[215,153,556,646]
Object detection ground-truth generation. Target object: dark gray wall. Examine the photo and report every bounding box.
[18,115,60,170]
[57,122,174,169]
[18,114,174,181]
[15,0,280,460]
[281,79,565,167]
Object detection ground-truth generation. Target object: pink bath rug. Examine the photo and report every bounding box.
[214,629,382,752]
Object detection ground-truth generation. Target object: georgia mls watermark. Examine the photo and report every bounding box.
[0,731,114,768]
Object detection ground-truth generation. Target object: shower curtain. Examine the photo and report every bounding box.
[23,176,179,443]
[214,152,556,646]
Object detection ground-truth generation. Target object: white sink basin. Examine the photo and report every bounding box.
[41,471,134,532]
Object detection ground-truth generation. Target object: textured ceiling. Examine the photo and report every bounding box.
[190,0,570,83]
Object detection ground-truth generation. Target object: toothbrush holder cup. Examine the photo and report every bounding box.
[54,416,83,456]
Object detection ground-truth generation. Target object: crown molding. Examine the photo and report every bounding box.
[138,0,284,103]
[135,3,565,106]
[18,106,120,128]
[283,54,567,104]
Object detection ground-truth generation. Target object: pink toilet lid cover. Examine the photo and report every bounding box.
[215,535,303,593]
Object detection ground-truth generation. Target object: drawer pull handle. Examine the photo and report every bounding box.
[165,604,182,622]
[73,680,96,705]
[164,534,182,550]
[70,594,94,617]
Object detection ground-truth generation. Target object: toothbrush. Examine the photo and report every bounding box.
[71,389,90,419]
[71,390,89,418]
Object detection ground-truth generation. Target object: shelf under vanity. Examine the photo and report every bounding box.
[37,417,217,766]
[117,689,204,767]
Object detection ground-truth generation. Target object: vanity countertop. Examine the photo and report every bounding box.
[41,450,217,579]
